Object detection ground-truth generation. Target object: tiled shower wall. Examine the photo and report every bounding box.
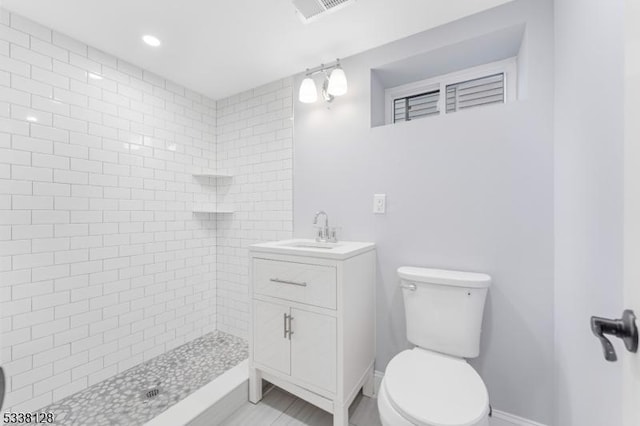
[215,79,294,338]
[0,10,218,411]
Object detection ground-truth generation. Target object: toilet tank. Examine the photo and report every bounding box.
[398,266,491,358]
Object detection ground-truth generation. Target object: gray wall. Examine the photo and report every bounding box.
[293,1,554,423]
[554,0,625,425]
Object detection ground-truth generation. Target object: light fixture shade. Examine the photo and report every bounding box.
[327,67,348,96]
[299,77,318,103]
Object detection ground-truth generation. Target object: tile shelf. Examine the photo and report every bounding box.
[191,171,233,213]
[192,171,233,178]
[192,209,234,214]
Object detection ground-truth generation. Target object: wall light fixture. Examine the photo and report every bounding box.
[298,59,348,103]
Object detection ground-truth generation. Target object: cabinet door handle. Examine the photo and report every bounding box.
[283,313,288,339]
[288,315,294,340]
[270,278,307,287]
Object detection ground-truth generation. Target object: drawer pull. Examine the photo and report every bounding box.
[270,278,308,287]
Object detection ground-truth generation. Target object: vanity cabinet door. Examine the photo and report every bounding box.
[290,308,336,393]
[253,300,290,375]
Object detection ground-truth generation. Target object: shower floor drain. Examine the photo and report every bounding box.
[144,387,161,399]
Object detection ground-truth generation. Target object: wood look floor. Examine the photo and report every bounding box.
[220,387,382,426]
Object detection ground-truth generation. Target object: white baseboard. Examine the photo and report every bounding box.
[373,370,384,397]
[491,410,548,426]
[373,370,547,426]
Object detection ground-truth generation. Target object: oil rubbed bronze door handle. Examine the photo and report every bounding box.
[591,310,638,362]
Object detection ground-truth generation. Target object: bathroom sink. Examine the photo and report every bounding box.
[280,241,344,250]
[250,239,375,260]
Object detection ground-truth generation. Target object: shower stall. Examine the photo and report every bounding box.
[0,8,294,424]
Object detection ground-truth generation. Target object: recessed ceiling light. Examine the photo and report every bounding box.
[142,35,161,47]
[26,116,38,123]
[88,72,103,80]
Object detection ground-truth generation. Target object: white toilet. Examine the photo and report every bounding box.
[378,266,492,426]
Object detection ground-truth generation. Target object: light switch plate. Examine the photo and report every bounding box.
[373,194,386,214]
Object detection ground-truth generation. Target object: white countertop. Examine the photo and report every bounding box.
[249,239,376,260]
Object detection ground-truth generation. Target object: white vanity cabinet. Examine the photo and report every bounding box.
[253,300,337,392]
[248,240,376,426]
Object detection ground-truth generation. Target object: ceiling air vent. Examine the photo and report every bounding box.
[293,0,356,23]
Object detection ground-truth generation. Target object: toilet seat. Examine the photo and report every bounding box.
[383,348,489,426]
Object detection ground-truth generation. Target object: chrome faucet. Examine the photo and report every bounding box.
[313,211,329,242]
[313,211,334,242]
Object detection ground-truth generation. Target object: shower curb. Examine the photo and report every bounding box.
[143,360,249,426]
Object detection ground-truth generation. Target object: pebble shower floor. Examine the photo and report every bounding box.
[37,331,248,426]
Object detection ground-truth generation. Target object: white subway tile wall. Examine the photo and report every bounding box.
[1,10,220,411]
[215,80,294,337]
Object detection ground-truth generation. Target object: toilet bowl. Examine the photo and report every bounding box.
[378,267,492,426]
[378,348,489,426]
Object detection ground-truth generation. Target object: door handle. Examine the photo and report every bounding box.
[591,309,638,362]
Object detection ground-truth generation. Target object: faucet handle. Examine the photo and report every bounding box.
[329,227,340,243]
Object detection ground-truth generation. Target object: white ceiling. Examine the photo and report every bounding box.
[2,0,512,99]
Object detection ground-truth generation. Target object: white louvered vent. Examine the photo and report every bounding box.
[293,0,356,23]
[393,90,440,123]
[446,73,505,113]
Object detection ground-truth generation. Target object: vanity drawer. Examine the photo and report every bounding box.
[253,258,337,309]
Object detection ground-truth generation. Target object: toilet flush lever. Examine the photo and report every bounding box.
[399,283,416,291]
[591,309,638,362]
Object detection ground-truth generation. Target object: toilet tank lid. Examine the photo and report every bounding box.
[398,266,491,288]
